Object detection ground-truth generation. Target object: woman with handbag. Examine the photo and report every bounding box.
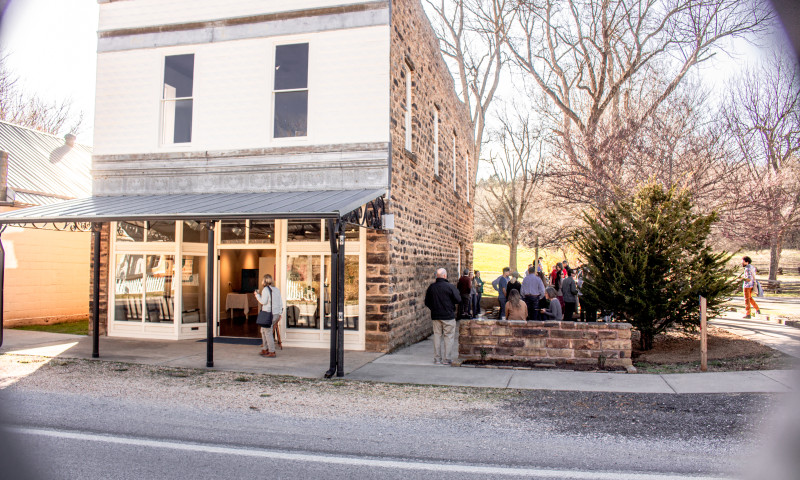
[254,274,283,358]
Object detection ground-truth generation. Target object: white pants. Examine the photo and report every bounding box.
[260,325,275,352]
[432,319,456,362]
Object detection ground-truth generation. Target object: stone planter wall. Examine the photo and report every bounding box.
[459,319,633,367]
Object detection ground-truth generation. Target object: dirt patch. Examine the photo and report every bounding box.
[631,327,797,373]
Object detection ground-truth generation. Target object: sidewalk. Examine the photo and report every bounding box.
[1,328,797,394]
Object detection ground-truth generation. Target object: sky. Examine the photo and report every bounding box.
[0,0,99,144]
[0,0,792,152]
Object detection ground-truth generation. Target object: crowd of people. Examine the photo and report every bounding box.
[448,259,599,323]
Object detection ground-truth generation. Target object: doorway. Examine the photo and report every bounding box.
[218,248,276,338]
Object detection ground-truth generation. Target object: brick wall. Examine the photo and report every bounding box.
[459,319,633,367]
[88,224,110,335]
[361,0,475,352]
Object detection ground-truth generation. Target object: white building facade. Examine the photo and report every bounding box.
[94,0,392,350]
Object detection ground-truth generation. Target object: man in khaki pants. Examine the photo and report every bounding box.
[424,268,461,365]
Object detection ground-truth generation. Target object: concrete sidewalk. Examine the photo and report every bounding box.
[1,329,797,394]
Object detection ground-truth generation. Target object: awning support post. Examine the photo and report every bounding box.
[91,223,101,358]
[325,218,339,378]
[206,221,215,368]
[0,226,5,348]
[336,219,346,377]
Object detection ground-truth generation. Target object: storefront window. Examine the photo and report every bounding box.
[182,220,208,243]
[114,254,144,321]
[287,220,321,241]
[324,254,359,330]
[147,221,176,242]
[116,222,145,242]
[249,220,275,243]
[145,255,175,323]
[286,255,321,328]
[181,256,207,324]
[221,221,246,244]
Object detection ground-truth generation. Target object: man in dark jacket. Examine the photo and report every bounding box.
[456,269,472,320]
[424,268,461,365]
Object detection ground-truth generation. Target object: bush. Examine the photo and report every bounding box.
[575,183,737,350]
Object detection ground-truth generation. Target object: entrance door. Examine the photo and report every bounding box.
[218,248,276,337]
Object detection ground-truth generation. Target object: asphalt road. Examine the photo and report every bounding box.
[1,387,796,480]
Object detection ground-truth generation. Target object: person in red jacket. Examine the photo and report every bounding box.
[457,269,473,319]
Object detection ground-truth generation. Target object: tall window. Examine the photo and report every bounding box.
[404,64,412,151]
[274,43,309,138]
[452,134,457,192]
[433,108,439,176]
[161,54,194,144]
[466,153,470,201]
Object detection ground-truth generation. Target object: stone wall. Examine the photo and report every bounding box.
[362,0,475,352]
[88,224,111,336]
[458,319,633,367]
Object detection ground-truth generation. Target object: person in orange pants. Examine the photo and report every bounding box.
[741,256,760,319]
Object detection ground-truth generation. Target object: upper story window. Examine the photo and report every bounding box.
[466,153,470,202]
[404,64,413,151]
[274,43,309,138]
[161,54,194,144]
[452,133,457,192]
[433,108,439,176]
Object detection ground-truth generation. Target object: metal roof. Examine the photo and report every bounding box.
[0,121,92,204]
[0,189,386,224]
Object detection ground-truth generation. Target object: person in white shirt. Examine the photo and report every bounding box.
[254,274,283,357]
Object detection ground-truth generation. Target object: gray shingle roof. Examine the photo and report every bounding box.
[0,121,92,205]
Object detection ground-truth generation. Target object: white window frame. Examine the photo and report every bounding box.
[160,54,195,146]
[404,64,412,152]
[433,108,439,176]
[272,42,310,140]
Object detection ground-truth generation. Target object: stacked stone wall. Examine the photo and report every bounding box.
[459,319,633,367]
[362,0,475,352]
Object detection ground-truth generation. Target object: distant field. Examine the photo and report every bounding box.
[473,243,582,297]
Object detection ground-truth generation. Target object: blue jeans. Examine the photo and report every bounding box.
[472,293,481,316]
[498,297,507,319]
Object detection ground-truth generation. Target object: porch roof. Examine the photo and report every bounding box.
[0,189,385,224]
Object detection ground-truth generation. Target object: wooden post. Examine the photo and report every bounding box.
[700,296,707,372]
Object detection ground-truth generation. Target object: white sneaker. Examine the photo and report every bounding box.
[433,359,442,365]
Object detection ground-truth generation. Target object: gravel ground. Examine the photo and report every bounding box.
[0,353,784,441]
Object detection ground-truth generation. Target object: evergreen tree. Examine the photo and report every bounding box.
[575,183,737,350]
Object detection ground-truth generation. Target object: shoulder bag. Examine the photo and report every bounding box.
[256,286,274,328]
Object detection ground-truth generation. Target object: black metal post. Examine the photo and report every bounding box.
[92,223,101,358]
[206,221,215,368]
[325,219,339,378]
[0,227,5,348]
[336,219,346,377]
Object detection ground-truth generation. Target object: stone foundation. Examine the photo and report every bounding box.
[459,319,633,367]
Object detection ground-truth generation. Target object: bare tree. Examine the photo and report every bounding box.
[476,109,549,269]
[424,0,513,165]
[0,53,83,136]
[506,0,772,207]
[721,51,800,280]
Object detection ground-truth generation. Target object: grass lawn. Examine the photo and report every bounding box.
[12,319,89,336]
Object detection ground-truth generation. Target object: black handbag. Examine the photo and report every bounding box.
[256,286,274,328]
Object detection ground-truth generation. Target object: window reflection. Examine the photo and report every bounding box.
[114,254,144,321]
[249,220,275,243]
[182,220,208,243]
[181,256,207,324]
[116,222,145,242]
[324,255,360,330]
[221,221,246,244]
[287,220,321,241]
[147,221,176,242]
[286,255,321,329]
[145,255,175,323]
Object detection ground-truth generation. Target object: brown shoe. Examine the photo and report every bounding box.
[259,349,267,355]
[265,351,276,358]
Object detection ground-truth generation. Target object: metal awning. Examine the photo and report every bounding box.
[0,189,386,224]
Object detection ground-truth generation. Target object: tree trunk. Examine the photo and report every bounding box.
[640,330,654,351]
[509,238,518,274]
[768,231,783,281]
